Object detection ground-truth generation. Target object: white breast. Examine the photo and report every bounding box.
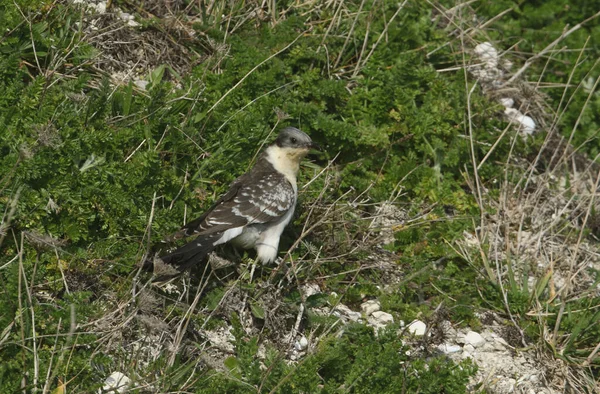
[264,145,304,191]
[229,195,297,263]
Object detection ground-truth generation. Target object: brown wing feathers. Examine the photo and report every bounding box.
[154,161,294,271]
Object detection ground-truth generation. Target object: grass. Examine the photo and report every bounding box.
[1,0,600,392]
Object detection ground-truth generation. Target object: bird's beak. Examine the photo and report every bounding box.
[309,141,322,151]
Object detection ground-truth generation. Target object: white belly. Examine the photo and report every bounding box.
[229,203,296,263]
[230,226,261,249]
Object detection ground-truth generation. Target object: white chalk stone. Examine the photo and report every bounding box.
[94,1,107,13]
[368,311,394,329]
[465,331,486,348]
[437,343,462,354]
[500,97,514,108]
[504,108,536,135]
[518,115,536,134]
[474,42,499,68]
[133,79,149,90]
[407,320,426,336]
[301,282,321,298]
[101,372,130,393]
[294,336,308,351]
[333,304,361,322]
[360,300,381,316]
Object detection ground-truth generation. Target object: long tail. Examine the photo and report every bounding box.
[160,232,222,269]
[143,232,223,279]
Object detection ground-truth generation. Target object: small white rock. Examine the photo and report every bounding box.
[437,343,462,354]
[101,372,130,393]
[474,42,498,68]
[301,282,321,298]
[368,311,394,329]
[504,108,536,134]
[463,344,475,353]
[518,115,536,134]
[407,320,427,336]
[504,107,520,119]
[465,331,486,348]
[500,97,514,108]
[294,336,308,351]
[360,300,381,316]
[118,12,140,27]
[333,304,361,322]
[494,336,509,350]
[506,378,517,390]
[94,1,107,13]
[133,79,149,90]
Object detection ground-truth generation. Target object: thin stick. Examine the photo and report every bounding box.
[359,1,407,71]
[215,81,295,134]
[206,30,308,115]
[504,10,600,86]
[333,0,366,70]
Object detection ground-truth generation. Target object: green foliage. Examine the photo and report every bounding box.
[2,0,599,391]
[199,323,476,393]
[471,0,600,157]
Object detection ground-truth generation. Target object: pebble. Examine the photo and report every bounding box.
[437,343,462,354]
[333,304,361,322]
[407,320,426,336]
[500,97,514,108]
[294,336,308,351]
[519,115,536,134]
[360,300,381,316]
[465,331,486,348]
[504,108,536,134]
[474,42,499,68]
[133,79,149,90]
[368,311,394,329]
[118,11,140,27]
[301,282,321,298]
[493,337,508,351]
[94,1,107,13]
[100,372,130,393]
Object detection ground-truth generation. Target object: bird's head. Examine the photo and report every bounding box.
[265,127,320,180]
[274,127,320,153]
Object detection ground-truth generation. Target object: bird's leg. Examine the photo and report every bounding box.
[249,258,258,283]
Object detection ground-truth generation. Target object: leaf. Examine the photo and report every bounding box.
[224,356,241,378]
[149,64,166,86]
[79,154,105,172]
[533,270,553,301]
[306,293,328,308]
[51,379,66,394]
[250,302,265,320]
[205,288,225,311]
[122,80,133,116]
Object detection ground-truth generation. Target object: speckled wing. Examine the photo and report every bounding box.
[158,169,295,270]
[186,170,296,236]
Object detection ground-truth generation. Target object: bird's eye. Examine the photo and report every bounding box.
[291,137,297,144]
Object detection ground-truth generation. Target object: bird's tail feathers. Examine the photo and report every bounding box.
[158,232,221,271]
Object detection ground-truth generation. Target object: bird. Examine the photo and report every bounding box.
[155,127,320,273]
